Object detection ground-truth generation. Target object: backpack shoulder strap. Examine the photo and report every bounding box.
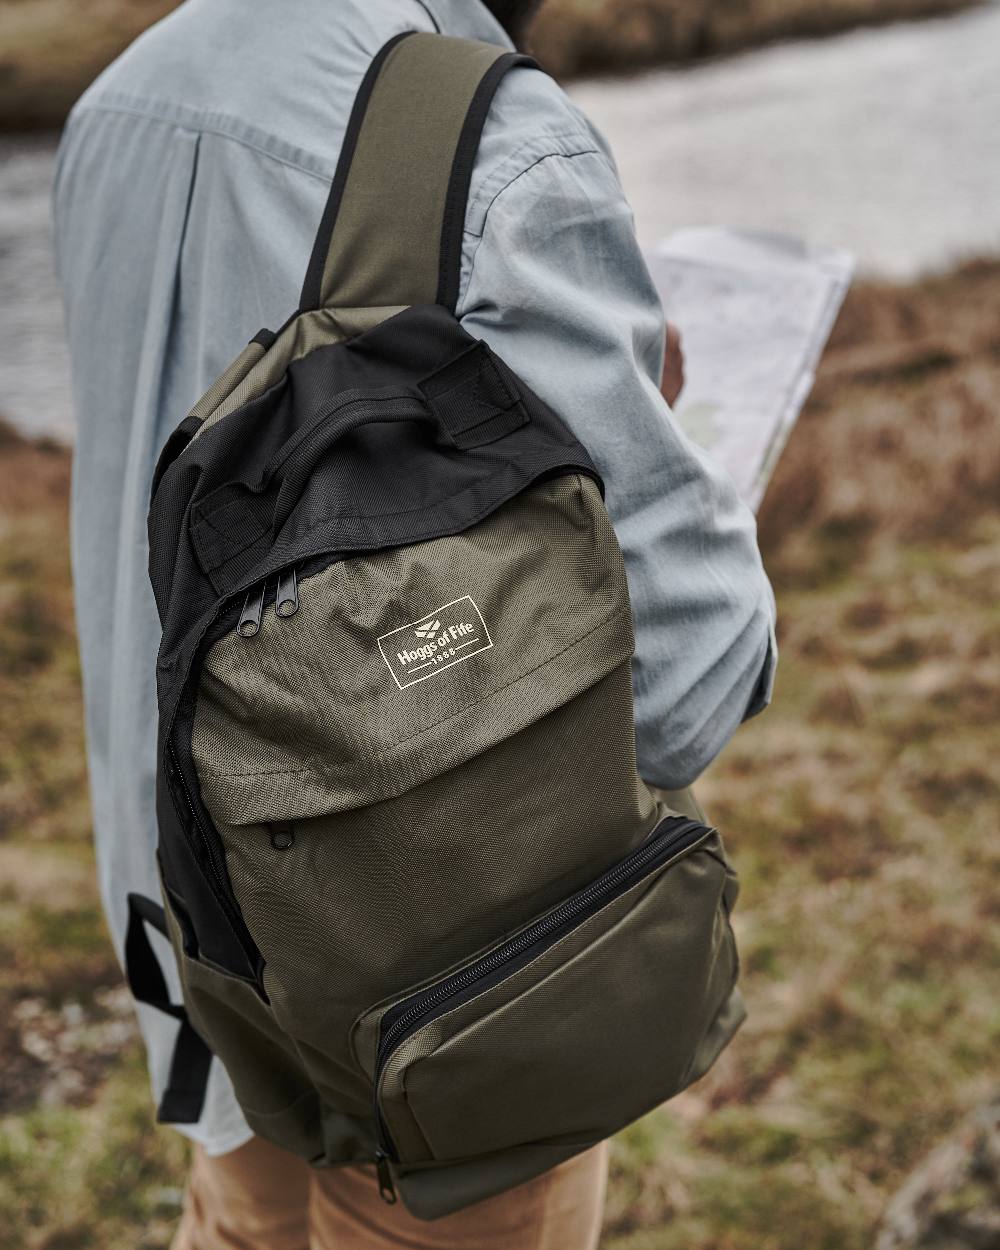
[298,31,534,317]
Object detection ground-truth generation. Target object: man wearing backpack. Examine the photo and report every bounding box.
[55,0,776,1246]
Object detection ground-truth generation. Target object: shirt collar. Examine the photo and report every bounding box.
[416,0,516,49]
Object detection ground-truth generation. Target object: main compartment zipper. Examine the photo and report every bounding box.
[370,814,713,1188]
[237,566,300,637]
[166,741,252,968]
[165,554,334,989]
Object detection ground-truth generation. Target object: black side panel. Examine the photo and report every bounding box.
[150,414,202,505]
[156,760,261,984]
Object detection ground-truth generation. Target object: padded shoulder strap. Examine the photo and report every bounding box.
[299,31,534,316]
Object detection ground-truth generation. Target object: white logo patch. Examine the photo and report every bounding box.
[378,596,493,689]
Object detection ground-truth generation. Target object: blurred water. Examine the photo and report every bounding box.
[2,2,999,442]
[571,2,1000,274]
[0,134,75,443]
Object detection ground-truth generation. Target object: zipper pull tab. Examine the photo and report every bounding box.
[237,582,266,638]
[374,1149,397,1205]
[275,567,299,619]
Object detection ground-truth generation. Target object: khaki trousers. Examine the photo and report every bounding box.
[171,1136,608,1250]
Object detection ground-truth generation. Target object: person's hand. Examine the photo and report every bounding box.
[660,322,685,408]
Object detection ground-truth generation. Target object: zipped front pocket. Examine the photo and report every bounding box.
[353,815,743,1209]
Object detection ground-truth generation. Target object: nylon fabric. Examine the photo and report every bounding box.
[190,340,267,424]
[210,662,657,1127]
[317,35,508,311]
[191,475,629,821]
[376,838,738,1162]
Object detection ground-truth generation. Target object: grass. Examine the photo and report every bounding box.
[0,262,999,1246]
[0,0,985,129]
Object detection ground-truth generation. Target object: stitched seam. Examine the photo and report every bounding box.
[464,130,602,222]
[70,98,333,183]
[457,149,609,319]
[464,145,604,239]
[197,603,631,779]
[276,456,567,536]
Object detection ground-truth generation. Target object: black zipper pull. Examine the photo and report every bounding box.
[275,567,299,619]
[374,1148,397,1204]
[237,581,266,638]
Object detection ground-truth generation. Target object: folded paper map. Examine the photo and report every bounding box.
[646,227,854,511]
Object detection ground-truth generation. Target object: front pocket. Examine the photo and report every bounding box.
[354,816,741,1169]
[190,474,633,825]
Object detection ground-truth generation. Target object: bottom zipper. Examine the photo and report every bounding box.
[374,1147,397,1204]
[370,813,712,1182]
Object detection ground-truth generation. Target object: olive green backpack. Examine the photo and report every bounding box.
[130,30,745,1220]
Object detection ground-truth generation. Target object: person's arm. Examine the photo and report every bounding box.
[458,141,776,790]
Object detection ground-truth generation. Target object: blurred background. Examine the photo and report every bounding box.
[1,2,998,1247]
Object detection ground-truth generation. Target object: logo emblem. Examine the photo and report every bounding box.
[377,596,493,689]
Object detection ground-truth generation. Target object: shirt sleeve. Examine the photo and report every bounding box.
[457,142,777,790]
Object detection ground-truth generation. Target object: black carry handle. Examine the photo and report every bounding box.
[269,390,438,537]
[187,341,529,582]
[268,341,528,537]
[125,893,213,1124]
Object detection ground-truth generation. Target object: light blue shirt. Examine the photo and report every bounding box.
[54,0,776,1153]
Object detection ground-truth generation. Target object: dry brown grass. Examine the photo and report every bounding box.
[760,259,1000,563]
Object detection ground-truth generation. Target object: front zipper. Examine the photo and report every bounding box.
[276,566,299,618]
[236,566,300,637]
[237,581,266,637]
[370,814,713,1180]
[374,1148,397,1204]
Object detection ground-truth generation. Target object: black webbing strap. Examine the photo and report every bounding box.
[419,341,528,449]
[125,892,212,1124]
[434,49,531,311]
[299,32,535,316]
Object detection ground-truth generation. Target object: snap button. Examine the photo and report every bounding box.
[270,823,294,850]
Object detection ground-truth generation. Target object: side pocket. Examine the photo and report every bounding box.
[160,888,325,1162]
